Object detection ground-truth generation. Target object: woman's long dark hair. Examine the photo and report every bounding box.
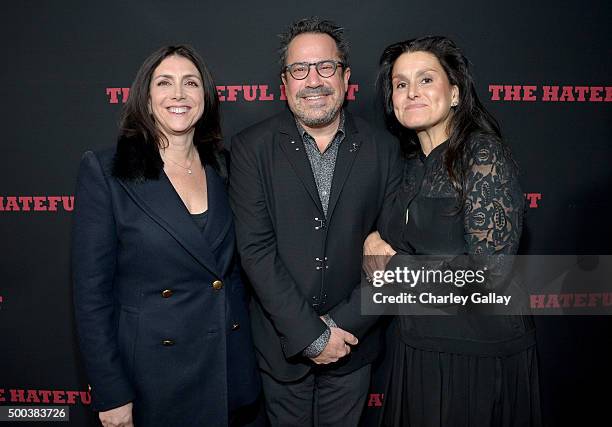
[114,45,222,181]
[377,36,504,200]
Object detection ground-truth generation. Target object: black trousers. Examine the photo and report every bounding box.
[260,364,371,427]
[230,394,268,427]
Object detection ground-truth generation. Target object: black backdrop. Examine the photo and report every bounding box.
[1,1,611,426]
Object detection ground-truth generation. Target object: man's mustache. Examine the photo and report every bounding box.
[297,87,335,98]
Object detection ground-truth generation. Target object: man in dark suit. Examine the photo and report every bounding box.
[229,17,401,425]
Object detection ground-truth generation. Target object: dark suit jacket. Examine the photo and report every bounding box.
[229,110,402,381]
[72,148,259,426]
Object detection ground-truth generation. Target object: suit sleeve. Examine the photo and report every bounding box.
[72,151,135,411]
[229,133,326,358]
[329,134,404,338]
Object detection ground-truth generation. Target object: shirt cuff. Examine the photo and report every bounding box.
[302,315,337,358]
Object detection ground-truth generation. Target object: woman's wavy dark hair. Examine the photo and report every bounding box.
[377,36,503,198]
[114,45,222,181]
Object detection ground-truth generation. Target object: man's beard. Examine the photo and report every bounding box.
[293,87,344,128]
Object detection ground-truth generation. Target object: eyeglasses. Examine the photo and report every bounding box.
[283,60,345,80]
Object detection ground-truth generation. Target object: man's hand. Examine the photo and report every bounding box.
[99,402,134,427]
[310,327,358,365]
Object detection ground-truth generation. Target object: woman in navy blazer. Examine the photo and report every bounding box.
[72,45,260,427]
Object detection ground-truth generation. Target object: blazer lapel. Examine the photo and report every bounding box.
[277,111,324,215]
[117,172,221,277]
[326,113,363,220]
[202,165,232,252]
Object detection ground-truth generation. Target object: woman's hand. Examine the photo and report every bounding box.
[364,231,396,256]
[363,231,396,282]
[99,402,134,427]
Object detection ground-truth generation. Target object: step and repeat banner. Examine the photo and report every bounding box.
[1,1,610,426]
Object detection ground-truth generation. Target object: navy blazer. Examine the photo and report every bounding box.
[72,148,259,426]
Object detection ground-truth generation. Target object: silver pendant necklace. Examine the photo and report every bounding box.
[163,147,195,174]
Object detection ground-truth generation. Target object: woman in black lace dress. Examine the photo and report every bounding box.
[367,36,541,426]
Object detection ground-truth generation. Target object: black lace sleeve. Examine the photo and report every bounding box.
[462,134,524,285]
[463,135,523,255]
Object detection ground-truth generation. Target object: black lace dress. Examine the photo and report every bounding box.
[378,134,541,427]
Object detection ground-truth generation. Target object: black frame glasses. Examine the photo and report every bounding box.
[283,60,345,80]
